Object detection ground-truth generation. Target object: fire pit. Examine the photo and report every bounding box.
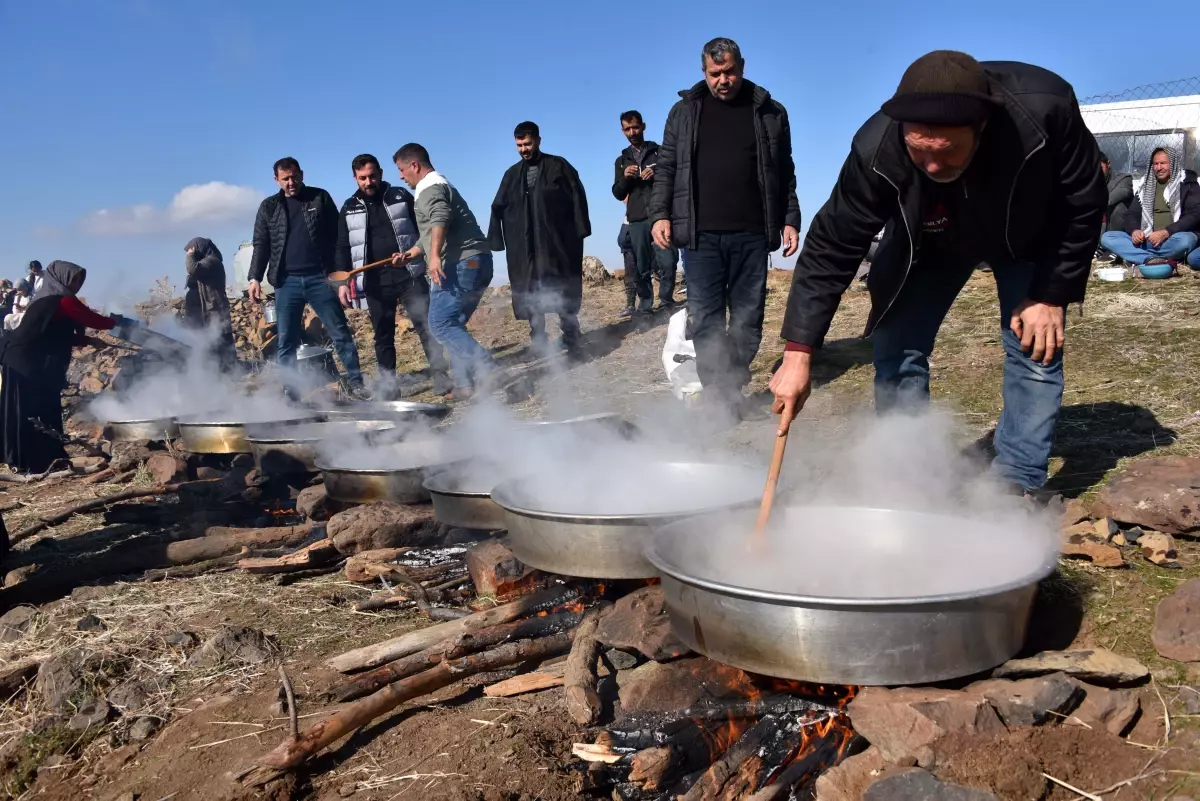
[176,411,322,454]
[646,505,1058,685]
[245,420,399,475]
[490,462,764,579]
[317,438,467,504]
[105,417,179,442]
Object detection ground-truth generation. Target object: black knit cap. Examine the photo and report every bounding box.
[881,50,1001,126]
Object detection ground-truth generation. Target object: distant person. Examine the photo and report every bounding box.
[26,261,44,296]
[3,280,31,331]
[771,51,1106,499]
[649,37,801,420]
[1099,152,1133,236]
[335,154,452,396]
[1099,147,1199,267]
[183,237,237,369]
[393,144,496,402]
[0,261,116,473]
[0,280,15,320]
[247,157,369,400]
[488,121,591,357]
[612,110,678,315]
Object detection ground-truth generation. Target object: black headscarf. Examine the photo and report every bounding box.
[185,237,223,262]
[31,260,86,303]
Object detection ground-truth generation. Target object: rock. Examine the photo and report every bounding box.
[1069,680,1140,736]
[0,606,36,642]
[194,466,226,481]
[37,753,71,777]
[1153,578,1200,662]
[1093,517,1119,541]
[144,452,186,485]
[98,744,139,775]
[327,502,441,555]
[68,698,111,730]
[35,649,86,713]
[594,585,690,662]
[0,661,40,698]
[1060,526,1124,567]
[1139,532,1179,567]
[80,375,104,394]
[109,441,155,473]
[846,686,1005,766]
[814,747,889,801]
[582,256,610,286]
[107,680,150,713]
[863,769,999,801]
[164,631,198,649]
[616,658,754,715]
[1125,526,1145,544]
[1060,498,1090,528]
[128,716,158,742]
[464,539,541,597]
[967,673,1083,726]
[76,614,106,632]
[993,649,1148,685]
[1181,686,1200,714]
[1112,531,1128,547]
[337,784,357,798]
[186,626,280,669]
[1091,456,1200,535]
[604,648,640,671]
[296,484,329,521]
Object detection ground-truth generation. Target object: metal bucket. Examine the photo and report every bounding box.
[645,506,1058,685]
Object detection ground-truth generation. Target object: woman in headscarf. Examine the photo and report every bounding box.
[0,261,116,473]
[3,280,32,331]
[183,237,237,369]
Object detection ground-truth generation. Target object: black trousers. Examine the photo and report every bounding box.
[365,277,448,375]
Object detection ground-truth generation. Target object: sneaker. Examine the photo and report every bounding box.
[448,386,475,402]
[432,372,455,396]
[655,299,680,313]
[617,306,635,321]
[345,383,374,402]
[1093,250,1116,265]
[1144,257,1171,266]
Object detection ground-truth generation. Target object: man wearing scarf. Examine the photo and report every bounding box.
[0,261,116,473]
[771,50,1106,499]
[1099,147,1200,267]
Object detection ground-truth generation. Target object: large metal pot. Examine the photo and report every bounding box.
[245,420,398,475]
[176,412,321,454]
[423,467,506,530]
[318,401,451,425]
[317,440,466,504]
[645,506,1059,685]
[491,462,764,580]
[106,417,179,442]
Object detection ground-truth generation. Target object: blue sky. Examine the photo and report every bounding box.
[2,0,1198,309]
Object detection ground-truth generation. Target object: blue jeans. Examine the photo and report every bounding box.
[1099,231,1199,264]
[1188,247,1200,270]
[275,273,362,384]
[627,221,678,305]
[873,259,1063,491]
[683,232,769,395]
[428,253,495,389]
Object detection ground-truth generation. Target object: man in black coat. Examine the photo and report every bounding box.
[248,157,367,399]
[488,122,591,354]
[649,37,801,417]
[770,51,1106,496]
[1100,152,1134,235]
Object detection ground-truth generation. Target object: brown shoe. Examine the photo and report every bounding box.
[448,387,475,402]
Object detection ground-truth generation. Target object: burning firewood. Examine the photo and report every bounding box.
[564,602,610,726]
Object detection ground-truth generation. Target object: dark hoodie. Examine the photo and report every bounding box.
[612,139,661,223]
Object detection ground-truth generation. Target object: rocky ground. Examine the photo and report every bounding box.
[1,264,1200,800]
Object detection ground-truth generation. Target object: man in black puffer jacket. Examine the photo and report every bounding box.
[770,51,1106,496]
[248,157,367,398]
[648,37,801,419]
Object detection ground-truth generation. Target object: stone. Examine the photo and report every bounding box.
[968,673,1084,727]
[128,716,158,742]
[846,686,1005,766]
[194,466,226,481]
[185,626,280,669]
[144,452,186,485]
[0,661,40,698]
[464,539,541,598]
[107,680,151,713]
[164,631,198,649]
[70,585,110,603]
[616,658,755,716]
[1060,498,1090,528]
[1069,680,1140,736]
[1090,456,1200,535]
[594,585,690,662]
[993,649,1149,685]
[68,698,111,730]
[814,747,889,801]
[863,769,999,801]
[337,785,357,798]
[1093,517,1119,541]
[76,614,106,632]
[327,502,441,555]
[35,649,86,713]
[604,648,640,672]
[1153,578,1200,662]
[0,606,36,642]
[582,256,609,285]
[1112,531,1128,547]
[1181,686,1200,715]
[109,441,155,473]
[98,744,139,775]
[296,484,329,521]
[80,376,104,394]
[1060,527,1124,567]
[1140,532,1179,567]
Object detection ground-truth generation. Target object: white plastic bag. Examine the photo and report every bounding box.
[662,308,702,401]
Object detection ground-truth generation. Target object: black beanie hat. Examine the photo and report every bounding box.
[881,50,1000,126]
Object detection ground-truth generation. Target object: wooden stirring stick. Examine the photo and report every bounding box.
[327,256,397,283]
[753,406,795,543]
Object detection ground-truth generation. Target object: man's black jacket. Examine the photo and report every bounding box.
[247,185,340,286]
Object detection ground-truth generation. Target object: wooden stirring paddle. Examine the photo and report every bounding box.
[327,256,396,283]
[753,405,795,544]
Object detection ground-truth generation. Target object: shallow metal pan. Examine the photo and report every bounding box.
[176,413,321,455]
[105,417,179,442]
[245,420,398,474]
[423,468,506,531]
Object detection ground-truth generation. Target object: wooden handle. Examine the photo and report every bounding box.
[753,409,794,543]
[327,257,395,283]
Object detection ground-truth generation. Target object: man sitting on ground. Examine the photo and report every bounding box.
[1098,151,1133,244]
[1099,147,1199,267]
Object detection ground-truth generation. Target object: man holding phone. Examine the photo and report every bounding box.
[613,110,678,316]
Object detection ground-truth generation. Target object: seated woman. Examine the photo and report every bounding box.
[0,261,116,473]
[3,280,31,331]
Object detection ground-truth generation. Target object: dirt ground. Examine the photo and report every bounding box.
[3,268,1200,799]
